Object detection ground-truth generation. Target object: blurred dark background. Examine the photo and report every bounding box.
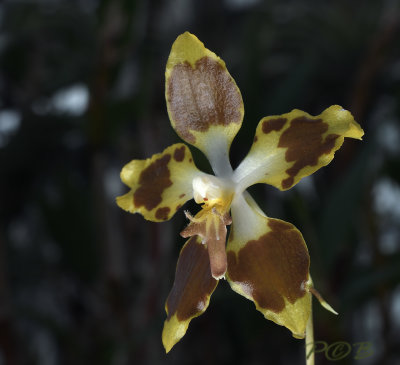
[1,0,400,364]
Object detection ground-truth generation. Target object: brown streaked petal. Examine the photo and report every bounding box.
[116,144,201,222]
[226,193,311,338]
[165,32,244,175]
[233,105,364,192]
[162,236,218,352]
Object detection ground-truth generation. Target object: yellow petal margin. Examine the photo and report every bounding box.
[116,144,200,222]
[165,32,244,174]
[233,105,364,191]
[226,193,312,338]
[163,236,218,352]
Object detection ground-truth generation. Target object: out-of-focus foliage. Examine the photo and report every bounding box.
[0,0,399,364]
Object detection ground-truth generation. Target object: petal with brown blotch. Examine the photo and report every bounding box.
[227,193,312,338]
[162,236,218,352]
[233,105,364,192]
[116,144,200,222]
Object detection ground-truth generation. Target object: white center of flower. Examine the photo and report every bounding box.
[192,175,233,204]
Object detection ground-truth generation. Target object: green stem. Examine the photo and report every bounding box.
[305,302,315,365]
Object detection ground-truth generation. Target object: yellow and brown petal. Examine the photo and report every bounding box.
[226,194,311,338]
[116,143,201,222]
[163,236,218,352]
[233,105,364,192]
[165,32,244,175]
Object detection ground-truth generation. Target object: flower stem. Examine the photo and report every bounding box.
[305,302,315,365]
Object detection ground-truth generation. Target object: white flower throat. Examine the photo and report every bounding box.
[192,175,234,206]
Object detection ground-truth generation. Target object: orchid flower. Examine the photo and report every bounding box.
[116,32,364,354]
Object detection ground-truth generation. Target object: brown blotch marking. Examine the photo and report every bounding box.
[167,57,243,143]
[173,146,185,162]
[227,218,309,313]
[133,154,172,210]
[278,116,339,189]
[176,204,182,211]
[179,193,185,198]
[253,136,258,143]
[155,207,170,221]
[262,118,287,134]
[166,237,218,321]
